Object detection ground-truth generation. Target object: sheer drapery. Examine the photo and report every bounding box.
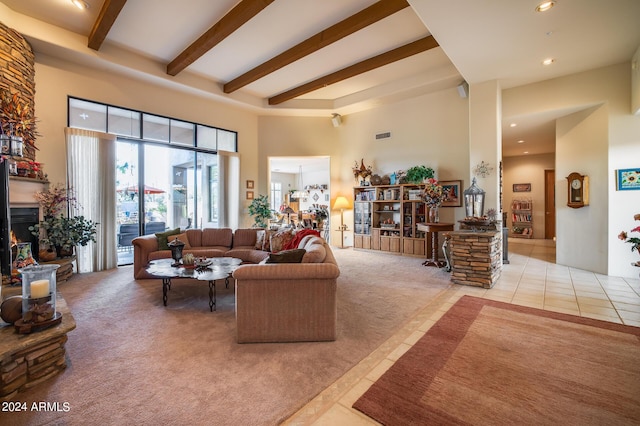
[65,128,117,272]
[217,150,239,229]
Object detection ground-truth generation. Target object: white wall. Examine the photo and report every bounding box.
[503,62,640,277]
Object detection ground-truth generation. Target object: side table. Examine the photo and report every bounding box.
[417,222,454,267]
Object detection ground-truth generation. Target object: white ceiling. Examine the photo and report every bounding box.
[2,0,639,157]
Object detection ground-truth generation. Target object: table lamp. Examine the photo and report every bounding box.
[333,196,350,248]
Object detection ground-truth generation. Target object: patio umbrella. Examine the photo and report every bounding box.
[117,185,166,194]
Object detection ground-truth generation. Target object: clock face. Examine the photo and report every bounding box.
[571,179,582,190]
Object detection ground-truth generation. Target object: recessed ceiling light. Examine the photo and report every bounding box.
[517,140,524,144]
[71,0,89,10]
[542,58,555,66]
[524,151,530,154]
[535,1,555,12]
[510,123,517,127]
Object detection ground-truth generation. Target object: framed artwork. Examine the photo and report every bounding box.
[616,168,640,190]
[246,191,254,200]
[513,183,531,192]
[246,180,254,189]
[440,180,462,207]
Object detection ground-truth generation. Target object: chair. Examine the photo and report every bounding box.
[144,222,166,235]
[118,223,140,251]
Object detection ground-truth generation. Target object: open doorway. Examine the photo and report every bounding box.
[269,156,330,239]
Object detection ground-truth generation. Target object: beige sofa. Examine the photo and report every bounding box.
[132,228,269,279]
[233,235,340,343]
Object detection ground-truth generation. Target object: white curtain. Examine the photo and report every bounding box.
[217,150,240,229]
[65,128,117,273]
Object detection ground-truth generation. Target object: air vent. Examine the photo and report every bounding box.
[375,132,391,140]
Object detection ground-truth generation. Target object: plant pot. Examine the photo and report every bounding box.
[55,246,74,258]
[39,248,57,262]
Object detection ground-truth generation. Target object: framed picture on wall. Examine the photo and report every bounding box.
[440,180,462,207]
[616,168,640,190]
[246,180,254,189]
[513,183,531,192]
[246,191,254,200]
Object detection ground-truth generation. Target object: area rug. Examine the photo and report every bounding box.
[0,248,451,426]
[353,295,640,425]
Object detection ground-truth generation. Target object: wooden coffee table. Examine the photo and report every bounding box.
[145,257,242,311]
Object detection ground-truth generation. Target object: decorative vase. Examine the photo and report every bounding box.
[429,206,440,223]
[13,242,37,269]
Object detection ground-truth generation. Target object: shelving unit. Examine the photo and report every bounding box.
[353,184,427,256]
[511,199,533,238]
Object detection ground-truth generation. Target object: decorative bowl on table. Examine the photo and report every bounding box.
[195,258,212,268]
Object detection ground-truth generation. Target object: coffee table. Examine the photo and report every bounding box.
[145,257,242,311]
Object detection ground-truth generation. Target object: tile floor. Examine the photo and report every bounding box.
[283,238,640,425]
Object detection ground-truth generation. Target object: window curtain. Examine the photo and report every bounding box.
[65,128,117,273]
[217,150,239,229]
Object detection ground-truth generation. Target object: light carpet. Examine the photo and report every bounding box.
[353,295,640,425]
[0,248,452,425]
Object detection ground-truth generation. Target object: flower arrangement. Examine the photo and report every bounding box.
[1,90,39,149]
[422,178,447,207]
[309,204,328,222]
[618,213,640,259]
[34,183,79,217]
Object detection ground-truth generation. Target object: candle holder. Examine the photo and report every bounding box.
[16,264,61,333]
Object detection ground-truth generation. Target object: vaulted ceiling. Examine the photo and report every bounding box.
[1,0,639,157]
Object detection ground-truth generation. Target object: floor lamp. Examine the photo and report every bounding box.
[333,196,350,248]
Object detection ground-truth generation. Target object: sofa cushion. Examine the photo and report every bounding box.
[168,232,190,249]
[226,248,270,264]
[156,228,180,250]
[301,237,327,263]
[201,228,233,248]
[262,230,277,252]
[270,228,294,253]
[234,228,259,248]
[265,248,306,264]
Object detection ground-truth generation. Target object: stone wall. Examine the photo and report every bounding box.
[0,21,36,160]
[450,230,502,288]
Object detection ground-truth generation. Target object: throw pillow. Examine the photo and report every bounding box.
[302,243,326,263]
[265,248,306,264]
[269,228,294,253]
[156,228,181,250]
[262,229,277,252]
[255,230,266,250]
[168,232,190,249]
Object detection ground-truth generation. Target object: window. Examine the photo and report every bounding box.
[270,182,282,210]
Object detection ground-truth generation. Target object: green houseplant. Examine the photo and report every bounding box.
[405,165,435,184]
[31,215,98,256]
[248,194,272,228]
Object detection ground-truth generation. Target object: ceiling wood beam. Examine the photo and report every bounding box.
[268,35,439,105]
[88,0,128,50]
[223,0,409,94]
[167,0,275,76]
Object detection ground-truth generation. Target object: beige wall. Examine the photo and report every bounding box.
[32,53,259,227]
[503,153,555,239]
[258,88,470,245]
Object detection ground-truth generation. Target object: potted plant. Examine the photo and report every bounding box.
[405,165,435,184]
[248,194,272,228]
[31,215,98,257]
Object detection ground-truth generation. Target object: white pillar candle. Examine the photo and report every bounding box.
[30,279,50,299]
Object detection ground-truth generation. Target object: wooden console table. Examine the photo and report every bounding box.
[417,222,454,268]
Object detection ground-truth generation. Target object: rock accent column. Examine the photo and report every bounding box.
[450,230,502,288]
[0,292,76,400]
[0,21,36,160]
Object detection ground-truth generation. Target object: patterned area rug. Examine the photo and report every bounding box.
[354,295,640,425]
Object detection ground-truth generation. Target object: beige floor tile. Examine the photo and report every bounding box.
[387,343,412,362]
[338,378,375,409]
[312,403,378,425]
[544,299,579,310]
[578,304,619,318]
[622,318,640,327]
[544,305,581,316]
[577,296,615,308]
[403,330,425,346]
[612,301,640,313]
[511,299,544,309]
[581,312,623,323]
[617,310,640,323]
[365,359,394,382]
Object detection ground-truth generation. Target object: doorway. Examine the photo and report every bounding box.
[544,169,556,239]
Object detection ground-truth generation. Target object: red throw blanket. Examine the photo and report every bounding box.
[282,229,321,251]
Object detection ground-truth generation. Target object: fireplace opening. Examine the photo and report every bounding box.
[10,207,40,262]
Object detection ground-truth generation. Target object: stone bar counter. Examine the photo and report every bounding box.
[450,230,502,288]
[0,289,76,400]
